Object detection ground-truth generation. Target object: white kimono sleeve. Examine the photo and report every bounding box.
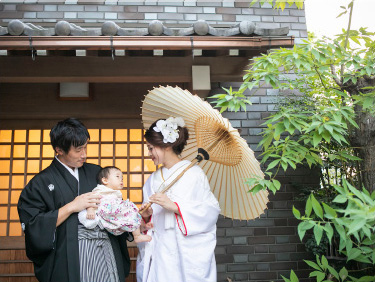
[174,169,220,236]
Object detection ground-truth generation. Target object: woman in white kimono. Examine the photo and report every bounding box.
[137,117,221,282]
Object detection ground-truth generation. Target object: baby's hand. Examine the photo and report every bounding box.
[140,222,153,233]
[86,207,96,219]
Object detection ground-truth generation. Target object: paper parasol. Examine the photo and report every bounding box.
[142,86,268,220]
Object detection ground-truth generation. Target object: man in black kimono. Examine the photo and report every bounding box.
[18,118,132,282]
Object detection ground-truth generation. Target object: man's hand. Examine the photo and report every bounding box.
[57,192,101,227]
[69,192,101,213]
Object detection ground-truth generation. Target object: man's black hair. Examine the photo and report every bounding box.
[96,166,121,184]
[50,118,90,154]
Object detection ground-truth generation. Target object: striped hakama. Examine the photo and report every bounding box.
[78,225,119,282]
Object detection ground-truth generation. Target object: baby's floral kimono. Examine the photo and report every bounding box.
[78,184,141,235]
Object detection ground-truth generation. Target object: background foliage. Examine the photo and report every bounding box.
[210,1,375,281]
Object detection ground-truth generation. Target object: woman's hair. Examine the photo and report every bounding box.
[50,118,90,154]
[97,166,121,184]
[144,119,189,155]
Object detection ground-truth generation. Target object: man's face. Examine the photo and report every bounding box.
[56,142,88,169]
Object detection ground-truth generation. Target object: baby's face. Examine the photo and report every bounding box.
[105,169,124,190]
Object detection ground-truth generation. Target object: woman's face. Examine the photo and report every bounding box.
[146,142,166,166]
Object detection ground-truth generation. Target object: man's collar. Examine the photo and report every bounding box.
[54,156,79,181]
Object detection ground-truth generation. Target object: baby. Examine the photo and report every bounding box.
[78,166,151,243]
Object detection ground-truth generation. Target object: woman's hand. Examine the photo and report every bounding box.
[139,203,153,222]
[149,193,179,214]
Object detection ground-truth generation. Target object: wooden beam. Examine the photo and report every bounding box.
[0,56,249,83]
[0,36,294,51]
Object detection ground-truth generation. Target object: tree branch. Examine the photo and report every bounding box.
[340,0,354,80]
[330,64,342,86]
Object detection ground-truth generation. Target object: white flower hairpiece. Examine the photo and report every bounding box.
[153,117,185,143]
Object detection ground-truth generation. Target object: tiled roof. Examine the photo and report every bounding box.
[1,19,289,36]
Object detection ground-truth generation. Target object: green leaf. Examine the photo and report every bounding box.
[334,223,346,245]
[311,49,321,61]
[354,254,372,264]
[290,270,299,282]
[345,237,353,253]
[323,124,333,134]
[313,224,323,246]
[333,194,347,204]
[305,196,312,217]
[292,206,301,219]
[315,254,323,269]
[347,248,361,262]
[324,223,334,244]
[311,194,324,219]
[337,11,348,18]
[310,271,325,282]
[273,180,281,190]
[275,122,285,137]
[240,102,247,112]
[304,260,321,271]
[322,203,337,219]
[219,106,228,113]
[298,221,314,240]
[225,95,233,101]
[209,94,227,99]
[363,96,375,109]
[339,267,348,280]
[347,218,366,236]
[356,276,375,282]
[281,276,291,282]
[281,160,288,171]
[321,131,331,143]
[321,255,328,269]
[313,131,322,147]
[362,226,372,240]
[326,265,339,280]
[267,159,280,171]
[250,184,265,194]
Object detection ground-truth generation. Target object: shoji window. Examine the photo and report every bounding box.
[0,129,155,237]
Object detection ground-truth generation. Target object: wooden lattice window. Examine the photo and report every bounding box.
[0,129,155,237]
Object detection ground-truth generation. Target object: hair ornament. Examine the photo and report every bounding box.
[153,117,185,143]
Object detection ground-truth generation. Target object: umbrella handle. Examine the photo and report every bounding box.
[139,155,207,215]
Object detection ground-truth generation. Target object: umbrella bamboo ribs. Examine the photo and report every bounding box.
[140,86,268,220]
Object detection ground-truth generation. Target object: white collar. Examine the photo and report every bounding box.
[55,156,79,181]
[161,160,190,177]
